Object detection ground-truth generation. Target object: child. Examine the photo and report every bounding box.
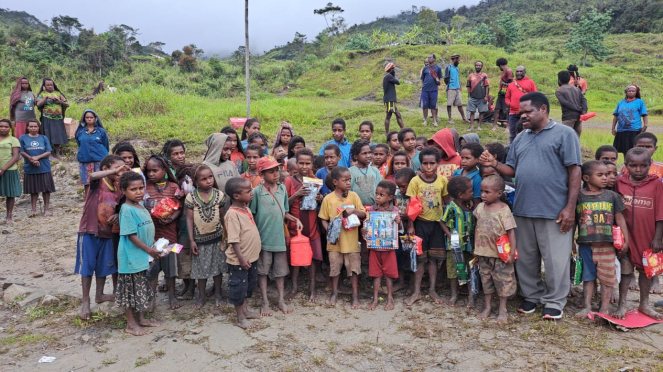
[386,131,401,154]
[602,160,618,190]
[441,176,476,307]
[318,166,367,309]
[363,180,401,311]
[0,119,21,224]
[384,151,410,182]
[116,171,161,336]
[428,128,461,179]
[485,142,506,163]
[175,165,195,300]
[247,132,269,158]
[350,139,381,207]
[224,178,262,329]
[372,143,390,177]
[112,141,141,169]
[203,133,240,192]
[394,167,416,292]
[474,175,518,323]
[19,119,56,217]
[240,118,264,153]
[162,139,187,174]
[76,154,129,320]
[36,78,68,159]
[287,136,306,161]
[272,121,294,164]
[317,144,340,196]
[143,154,183,310]
[318,118,352,168]
[241,144,264,188]
[634,132,663,179]
[286,158,298,178]
[76,109,109,196]
[250,156,302,316]
[405,148,450,306]
[359,121,377,150]
[453,142,484,206]
[185,164,227,309]
[480,164,513,208]
[415,136,427,151]
[575,161,629,319]
[285,148,323,302]
[595,145,618,164]
[615,148,663,319]
[313,155,326,176]
[221,126,245,173]
[398,127,421,172]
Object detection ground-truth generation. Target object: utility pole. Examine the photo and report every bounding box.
[245,0,251,118]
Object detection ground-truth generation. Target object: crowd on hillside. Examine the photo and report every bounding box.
[0,54,660,335]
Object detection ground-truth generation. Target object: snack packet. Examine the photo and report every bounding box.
[496,234,518,263]
[150,197,179,219]
[169,243,184,254]
[643,249,663,279]
[612,226,624,249]
[300,177,323,210]
[343,214,361,231]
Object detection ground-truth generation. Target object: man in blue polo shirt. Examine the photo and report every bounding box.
[420,54,442,127]
[445,54,470,125]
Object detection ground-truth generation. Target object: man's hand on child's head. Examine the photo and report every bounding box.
[479,150,497,167]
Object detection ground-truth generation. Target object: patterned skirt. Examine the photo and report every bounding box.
[115,271,154,312]
[191,240,227,280]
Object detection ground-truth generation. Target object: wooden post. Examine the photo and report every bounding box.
[245,0,251,118]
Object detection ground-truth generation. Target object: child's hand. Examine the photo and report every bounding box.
[158,216,173,225]
[107,214,119,226]
[315,193,323,202]
[394,214,401,225]
[295,187,310,198]
[116,164,131,174]
[505,251,516,265]
[620,242,629,257]
[407,225,415,236]
[652,238,663,253]
[295,218,304,231]
[361,227,368,239]
[239,257,251,270]
[148,248,161,260]
[344,207,356,217]
[479,150,497,167]
[191,242,199,255]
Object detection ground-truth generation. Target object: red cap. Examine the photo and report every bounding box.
[257,156,280,173]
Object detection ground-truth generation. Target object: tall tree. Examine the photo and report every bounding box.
[51,15,83,50]
[565,8,612,67]
[314,3,346,36]
[496,13,520,49]
[417,8,439,43]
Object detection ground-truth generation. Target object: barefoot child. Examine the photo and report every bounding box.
[474,175,518,323]
[372,143,390,178]
[225,178,262,328]
[76,155,130,319]
[575,161,629,319]
[0,119,21,224]
[250,156,303,316]
[186,164,227,309]
[175,165,195,300]
[441,176,476,307]
[19,119,56,217]
[384,151,410,182]
[319,166,367,309]
[453,142,485,206]
[363,180,401,311]
[116,171,161,336]
[350,140,381,207]
[394,168,416,293]
[241,144,264,188]
[398,128,421,172]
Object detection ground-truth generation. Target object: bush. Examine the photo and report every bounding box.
[179,55,197,72]
[315,89,331,97]
[345,34,372,51]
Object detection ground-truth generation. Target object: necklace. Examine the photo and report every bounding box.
[154,181,169,193]
[357,166,369,176]
[102,178,116,192]
[245,171,259,185]
[197,188,213,203]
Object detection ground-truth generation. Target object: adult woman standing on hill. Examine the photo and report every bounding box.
[36,78,69,160]
[9,77,37,139]
[612,84,648,156]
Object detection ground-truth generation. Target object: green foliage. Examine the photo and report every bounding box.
[566,8,612,66]
[496,13,521,49]
[416,8,439,42]
[345,34,371,51]
[0,29,6,45]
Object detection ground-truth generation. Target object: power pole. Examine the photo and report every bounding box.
[245,0,251,118]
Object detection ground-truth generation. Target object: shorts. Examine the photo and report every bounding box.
[369,250,398,279]
[329,251,362,277]
[385,101,398,113]
[176,236,192,279]
[478,256,517,297]
[620,256,634,276]
[227,261,258,306]
[446,89,463,107]
[466,97,488,113]
[495,94,508,112]
[310,237,323,262]
[446,251,474,279]
[414,219,445,251]
[578,244,617,286]
[420,90,438,109]
[257,250,290,277]
[79,162,101,186]
[148,252,178,280]
[75,234,118,278]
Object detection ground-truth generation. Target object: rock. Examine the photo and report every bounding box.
[18,291,47,308]
[32,272,44,278]
[3,284,31,303]
[40,295,60,307]
[81,335,91,343]
[90,301,123,316]
[3,282,26,290]
[442,362,455,369]
[1,227,12,234]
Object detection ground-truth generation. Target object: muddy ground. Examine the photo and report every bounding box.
[1,159,663,372]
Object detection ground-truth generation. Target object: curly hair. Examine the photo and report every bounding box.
[376,179,397,197]
[100,154,124,170]
[460,142,484,159]
[419,147,441,163]
[447,176,472,199]
[119,171,144,190]
[350,139,372,161]
[112,141,141,168]
[162,139,185,159]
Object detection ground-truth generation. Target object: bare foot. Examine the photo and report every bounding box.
[139,319,160,327]
[495,311,508,324]
[629,277,640,291]
[285,288,298,301]
[610,290,619,304]
[467,296,476,309]
[79,299,91,320]
[612,306,627,319]
[404,292,422,307]
[244,309,261,319]
[176,285,189,297]
[178,290,194,301]
[384,297,395,311]
[215,295,226,307]
[429,289,444,304]
[236,319,254,329]
[405,288,413,297]
[448,119,454,125]
[351,298,362,310]
[147,297,156,313]
[392,282,405,293]
[575,308,591,319]
[192,297,205,310]
[491,127,498,131]
[309,293,318,303]
[326,293,338,307]
[367,298,379,311]
[169,298,183,310]
[261,303,273,317]
[95,293,115,304]
[651,276,663,294]
[28,212,37,218]
[43,210,52,217]
[316,273,327,283]
[448,294,458,307]
[158,282,168,292]
[278,300,293,314]
[125,324,151,336]
[462,119,470,124]
[324,283,332,292]
[567,287,581,298]
[476,126,482,131]
[477,307,491,321]
[640,304,663,320]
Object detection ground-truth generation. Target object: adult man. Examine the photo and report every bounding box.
[555,70,587,137]
[420,54,442,126]
[505,66,537,143]
[493,57,513,131]
[466,61,490,131]
[383,62,404,133]
[479,92,582,320]
[444,54,469,125]
[567,65,588,95]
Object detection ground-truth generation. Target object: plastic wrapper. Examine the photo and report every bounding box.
[400,235,423,255]
[406,197,422,221]
[643,249,663,279]
[612,226,624,249]
[615,257,621,283]
[364,212,398,250]
[496,234,519,263]
[169,243,183,254]
[580,112,596,121]
[180,175,195,196]
[453,246,469,285]
[327,217,343,245]
[571,256,582,285]
[469,258,482,295]
[300,177,323,210]
[343,214,361,231]
[150,197,179,219]
[504,184,516,206]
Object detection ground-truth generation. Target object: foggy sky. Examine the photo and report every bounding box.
[9,0,480,57]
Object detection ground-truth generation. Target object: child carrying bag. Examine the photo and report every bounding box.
[327,208,346,245]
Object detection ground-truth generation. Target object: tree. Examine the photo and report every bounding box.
[179,54,197,72]
[51,15,83,50]
[314,3,346,36]
[345,33,371,50]
[450,15,468,33]
[107,24,139,59]
[187,43,204,57]
[417,8,439,43]
[0,30,5,45]
[496,13,520,49]
[171,49,183,62]
[86,34,109,75]
[472,23,496,45]
[183,46,194,56]
[148,41,165,52]
[565,8,612,67]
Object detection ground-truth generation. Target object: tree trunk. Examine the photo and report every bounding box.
[245,0,251,118]
[582,45,588,67]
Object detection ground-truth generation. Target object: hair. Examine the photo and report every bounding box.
[36,78,65,99]
[460,142,484,159]
[447,176,472,199]
[176,163,194,183]
[100,154,124,170]
[416,136,427,143]
[247,131,268,147]
[350,139,371,161]
[225,177,250,198]
[419,147,441,163]
[313,155,326,170]
[119,171,144,190]
[331,118,346,130]
[241,118,260,140]
[221,126,244,155]
[558,71,571,85]
[635,132,658,146]
[485,142,506,163]
[330,166,349,181]
[515,118,524,134]
[377,179,397,197]
[244,144,263,157]
[482,174,505,192]
[602,160,616,169]
[475,60,484,66]
[287,135,306,159]
[190,163,217,188]
[394,167,416,182]
[386,131,399,144]
[397,127,416,143]
[374,143,389,154]
[25,118,41,134]
[0,119,11,127]
[581,160,606,179]
[112,141,141,168]
[143,154,177,182]
[625,147,652,164]
[295,147,314,162]
[359,121,374,132]
[324,143,341,156]
[625,84,641,99]
[567,64,581,87]
[324,172,335,191]
[480,164,498,176]
[162,139,186,159]
[519,92,550,114]
[595,145,618,160]
[496,57,508,67]
[386,151,410,178]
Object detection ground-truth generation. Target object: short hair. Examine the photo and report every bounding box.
[100,154,124,170]
[386,131,399,143]
[374,143,390,153]
[295,147,314,161]
[119,171,144,190]
[447,176,472,199]
[416,136,427,143]
[0,119,11,126]
[244,144,263,156]
[482,174,505,192]
[460,142,484,159]
[112,141,140,168]
[330,166,350,181]
[419,147,441,163]
[397,127,416,143]
[601,160,616,168]
[625,147,652,164]
[581,160,606,178]
[248,131,268,145]
[394,167,416,182]
[485,142,506,163]
[359,121,374,132]
[515,118,524,134]
[350,139,371,161]
[520,92,550,114]
[496,57,508,67]
[635,132,658,145]
[595,145,618,160]
[162,139,186,159]
[558,71,571,84]
[287,157,297,170]
[324,172,334,191]
[313,154,326,170]
[475,60,484,66]
[324,143,341,156]
[376,179,397,197]
[332,118,346,130]
[226,177,250,198]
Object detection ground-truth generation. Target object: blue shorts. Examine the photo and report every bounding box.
[579,244,597,282]
[75,234,118,278]
[420,90,438,109]
[227,261,258,306]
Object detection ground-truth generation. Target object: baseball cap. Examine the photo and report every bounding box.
[257,156,280,173]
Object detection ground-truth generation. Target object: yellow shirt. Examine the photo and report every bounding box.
[318,191,365,253]
[406,175,448,221]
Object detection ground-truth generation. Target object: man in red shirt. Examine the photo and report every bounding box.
[493,57,513,131]
[505,66,537,143]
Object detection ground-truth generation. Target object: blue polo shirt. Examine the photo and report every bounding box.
[318,137,352,168]
[445,65,461,90]
[453,167,482,199]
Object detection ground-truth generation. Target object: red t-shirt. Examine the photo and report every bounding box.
[500,68,514,91]
[78,178,123,239]
[145,181,182,244]
[284,175,320,240]
[505,77,537,115]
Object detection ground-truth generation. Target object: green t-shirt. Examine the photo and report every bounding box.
[118,203,155,274]
[349,165,381,207]
[249,183,290,252]
[0,137,20,171]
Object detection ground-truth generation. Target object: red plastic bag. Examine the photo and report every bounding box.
[580,112,596,121]
[613,226,624,249]
[643,249,663,279]
[290,231,313,266]
[407,197,422,221]
[150,198,179,219]
[496,234,518,263]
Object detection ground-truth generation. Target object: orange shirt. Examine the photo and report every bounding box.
[569,76,587,92]
[619,161,663,181]
[241,171,263,188]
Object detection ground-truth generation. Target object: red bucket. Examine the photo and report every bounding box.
[229,117,247,130]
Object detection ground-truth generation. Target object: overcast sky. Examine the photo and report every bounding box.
[10,0,480,57]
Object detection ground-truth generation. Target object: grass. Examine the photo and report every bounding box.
[0,333,56,347]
